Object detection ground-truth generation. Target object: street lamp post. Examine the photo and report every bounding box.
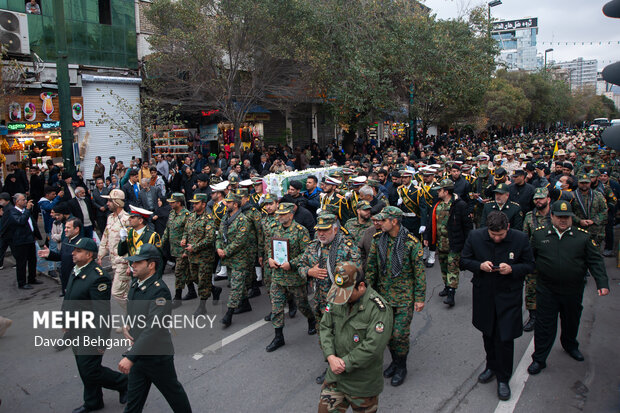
[488,0,502,36]
[544,48,554,73]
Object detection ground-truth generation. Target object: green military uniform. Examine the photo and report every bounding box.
[480,201,523,231]
[365,206,426,386]
[183,193,218,300]
[294,214,361,345]
[571,175,608,247]
[435,196,460,289]
[529,200,609,367]
[318,263,393,413]
[62,239,127,411]
[216,194,251,310]
[344,201,373,245]
[267,203,315,336]
[162,194,192,292]
[259,194,278,300]
[123,244,191,412]
[471,168,492,225]
[236,188,263,294]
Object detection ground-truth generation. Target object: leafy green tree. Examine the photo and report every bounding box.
[484,77,531,129]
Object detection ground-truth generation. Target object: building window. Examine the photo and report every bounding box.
[99,0,112,25]
[25,0,42,15]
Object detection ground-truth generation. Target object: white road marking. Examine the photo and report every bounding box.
[494,337,535,413]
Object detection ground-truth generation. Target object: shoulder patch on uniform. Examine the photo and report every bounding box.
[371,296,386,311]
[373,231,382,238]
[155,297,166,306]
[97,283,107,292]
[407,233,419,243]
[535,226,545,231]
[577,227,589,233]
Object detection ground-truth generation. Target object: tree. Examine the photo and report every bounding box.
[484,77,531,129]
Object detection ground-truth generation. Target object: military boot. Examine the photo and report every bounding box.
[523,310,536,332]
[390,356,408,386]
[212,286,223,304]
[248,280,261,298]
[315,368,327,385]
[182,283,197,300]
[171,289,183,309]
[443,287,455,307]
[383,349,397,378]
[233,298,252,314]
[264,312,272,322]
[221,308,234,328]
[438,285,449,297]
[266,327,285,352]
[307,318,317,335]
[288,299,297,318]
[193,299,207,317]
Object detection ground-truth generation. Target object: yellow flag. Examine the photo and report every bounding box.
[552,141,558,160]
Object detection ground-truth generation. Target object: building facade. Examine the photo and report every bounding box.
[554,58,598,92]
[491,18,541,72]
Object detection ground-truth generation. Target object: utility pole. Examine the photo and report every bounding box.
[53,0,75,174]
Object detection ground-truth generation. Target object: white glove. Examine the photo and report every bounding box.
[316,208,322,215]
[119,228,128,241]
[397,198,403,206]
[419,226,426,234]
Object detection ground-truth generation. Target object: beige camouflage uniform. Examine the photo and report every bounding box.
[98,210,131,307]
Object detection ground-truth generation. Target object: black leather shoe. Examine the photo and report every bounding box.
[566,348,585,362]
[266,329,285,352]
[212,286,222,303]
[119,388,128,404]
[443,288,455,307]
[264,312,272,322]
[527,360,546,375]
[29,279,43,285]
[438,285,449,297]
[72,404,104,413]
[315,368,327,385]
[307,318,317,335]
[478,368,495,383]
[390,365,407,386]
[221,308,234,328]
[18,284,33,290]
[383,361,397,378]
[233,299,252,314]
[288,300,297,318]
[523,313,536,332]
[247,286,261,299]
[497,382,511,401]
[182,284,197,300]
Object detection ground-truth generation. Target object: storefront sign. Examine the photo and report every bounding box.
[492,18,538,32]
[201,109,220,117]
[5,95,84,123]
[245,113,270,121]
[7,120,85,130]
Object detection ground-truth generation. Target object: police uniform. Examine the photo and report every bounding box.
[318,262,393,413]
[480,183,524,231]
[122,244,191,412]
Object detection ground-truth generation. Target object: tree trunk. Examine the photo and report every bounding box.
[233,120,241,157]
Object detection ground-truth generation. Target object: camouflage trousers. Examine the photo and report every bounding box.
[227,264,248,309]
[270,283,313,328]
[110,258,130,310]
[389,306,414,358]
[173,255,192,290]
[438,251,461,289]
[190,259,215,299]
[263,265,272,295]
[312,277,333,347]
[318,382,378,413]
[525,271,537,311]
[245,248,259,290]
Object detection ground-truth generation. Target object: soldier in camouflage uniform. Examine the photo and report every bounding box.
[571,173,608,248]
[344,200,373,245]
[259,194,279,321]
[294,214,361,384]
[596,169,618,256]
[161,193,193,308]
[425,179,473,307]
[182,193,222,316]
[521,187,553,332]
[265,203,317,352]
[217,192,251,327]
[365,206,426,387]
[235,188,263,300]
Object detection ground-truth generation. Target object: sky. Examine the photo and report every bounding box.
[421,0,620,71]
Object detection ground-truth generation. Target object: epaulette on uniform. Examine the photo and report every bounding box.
[535,226,546,231]
[373,231,382,238]
[371,296,386,311]
[576,227,589,234]
[341,227,350,235]
[295,223,304,231]
[270,221,278,228]
[95,267,104,276]
[510,201,520,206]
[407,233,419,243]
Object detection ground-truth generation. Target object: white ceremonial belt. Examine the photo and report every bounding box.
[402,212,417,217]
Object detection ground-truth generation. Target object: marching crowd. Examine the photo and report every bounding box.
[0,130,617,412]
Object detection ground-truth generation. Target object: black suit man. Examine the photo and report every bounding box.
[69,187,96,239]
[122,170,140,212]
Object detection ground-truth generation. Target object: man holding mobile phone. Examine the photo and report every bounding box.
[460,211,535,401]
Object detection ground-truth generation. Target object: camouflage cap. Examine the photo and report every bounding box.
[223,192,241,203]
[366,179,380,188]
[228,175,239,184]
[326,262,359,305]
[275,202,295,214]
[533,187,549,199]
[167,192,185,203]
[124,243,161,263]
[356,200,372,210]
[234,188,249,197]
[67,237,98,253]
[381,206,403,219]
[315,214,337,230]
[319,204,340,216]
[261,193,277,204]
[588,170,600,178]
[551,200,574,217]
[432,178,454,191]
[189,193,209,203]
[577,174,591,183]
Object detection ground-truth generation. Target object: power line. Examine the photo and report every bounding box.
[538,41,620,46]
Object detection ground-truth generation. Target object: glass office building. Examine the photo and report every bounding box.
[491,18,541,72]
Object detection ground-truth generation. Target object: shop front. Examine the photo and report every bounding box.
[2,93,84,172]
[199,107,270,156]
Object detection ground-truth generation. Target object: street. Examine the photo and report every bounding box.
[0,255,618,413]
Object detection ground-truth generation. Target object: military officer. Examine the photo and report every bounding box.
[319,176,351,224]
[119,244,192,413]
[250,177,265,207]
[236,187,263,300]
[480,183,524,231]
[259,193,279,321]
[63,238,128,413]
[209,181,228,281]
[118,206,163,279]
[216,192,251,327]
[521,187,553,332]
[318,262,393,413]
[397,170,428,236]
[365,206,426,387]
[419,168,440,267]
[344,200,373,245]
[161,193,193,308]
[98,189,132,311]
[528,200,609,375]
[182,193,222,316]
[265,203,317,352]
[294,214,361,384]
[571,173,607,248]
